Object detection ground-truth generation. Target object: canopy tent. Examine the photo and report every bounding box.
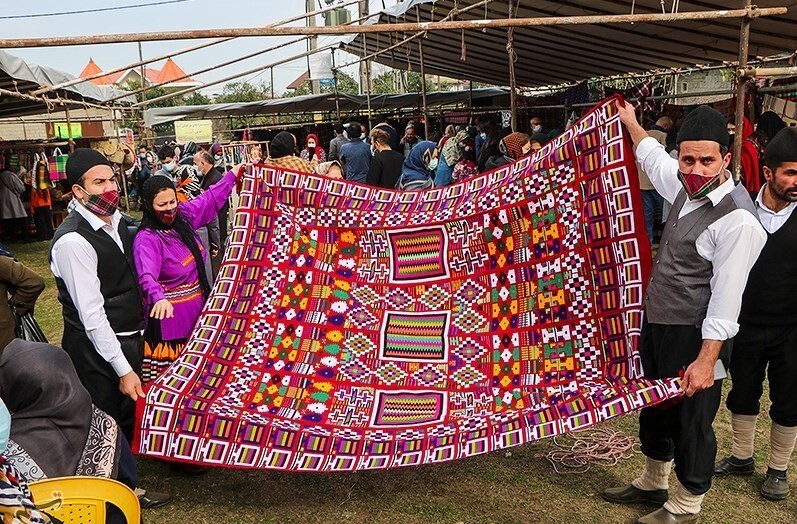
[142,88,511,126]
[0,50,132,119]
[341,0,797,88]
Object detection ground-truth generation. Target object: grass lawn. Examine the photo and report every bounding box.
[10,239,797,524]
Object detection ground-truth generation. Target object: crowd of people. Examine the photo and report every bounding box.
[0,102,794,524]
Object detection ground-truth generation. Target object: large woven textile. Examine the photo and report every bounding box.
[135,97,681,471]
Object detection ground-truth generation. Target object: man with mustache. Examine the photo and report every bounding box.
[715,127,797,501]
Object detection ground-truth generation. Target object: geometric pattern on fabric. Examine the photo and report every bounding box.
[135,96,681,472]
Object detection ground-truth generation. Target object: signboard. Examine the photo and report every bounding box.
[117,127,135,146]
[54,122,82,139]
[174,120,213,144]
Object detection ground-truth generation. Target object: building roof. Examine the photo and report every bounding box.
[341,0,797,88]
[77,57,199,88]
[286,71,310,90]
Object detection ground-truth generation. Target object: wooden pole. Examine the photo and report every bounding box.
[133,43,339,107]
[64,105,75,153]
[6,7,782,49]
[30,0,360,95]
[137,41,146,141]
[732,0,753,182]
[507,0,517,131]
[332,49,341,121]
[417,8,429,139]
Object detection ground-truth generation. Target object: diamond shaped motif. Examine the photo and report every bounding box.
[345,333,375,356]
[374,362,407,385]
[452,339,487,362]
[453,309,486,332]
[419,285,451,309]
[385,289,414,310]
[339,359,371,381]
[411,364,446,387]
[452,365,487,387]
[351,285,380,306]
[347,307,378,328]
[455,280,486,305]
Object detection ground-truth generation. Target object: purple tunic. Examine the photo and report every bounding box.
[134,171,235,341]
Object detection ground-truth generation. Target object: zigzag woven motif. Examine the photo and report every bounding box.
[134,97,681,471]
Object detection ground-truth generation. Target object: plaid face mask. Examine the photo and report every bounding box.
[677,163,726,200]
[155,207,178,226]
[79,187,119,217]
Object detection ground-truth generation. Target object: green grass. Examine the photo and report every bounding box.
[10,240,797,523]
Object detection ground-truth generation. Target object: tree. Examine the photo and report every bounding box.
[371,70,435,95]
[214,81,272,104]
[283,72,359,97]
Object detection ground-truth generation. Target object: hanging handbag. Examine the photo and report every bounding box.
[48,147,68,181]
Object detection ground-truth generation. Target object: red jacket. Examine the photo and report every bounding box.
[739,117,762,193]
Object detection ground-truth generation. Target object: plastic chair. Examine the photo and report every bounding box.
[29,476,141,524]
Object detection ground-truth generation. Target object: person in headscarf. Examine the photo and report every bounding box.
[483,132,531,171]
[756,111,787,150]
[438,124,456,150]
[451,136,479,184]
[396,141,438,191]
[134,165,239,385]
[266,132,317,174]
[476,130,503,172]
[435,127,476,187]
[737,117,762,196]
[0,339,172,513]
[0,243,44,352]
[300,133,327,163]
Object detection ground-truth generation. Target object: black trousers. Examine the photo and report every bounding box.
[638,322,726,495]
[33,206,53,240]
[727,323,797,427]
[62,327,143,444]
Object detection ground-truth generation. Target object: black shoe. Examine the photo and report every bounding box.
[761,468,789,501]
[714,456,754,476]
[137,489,172,509]
[602,484,669,506]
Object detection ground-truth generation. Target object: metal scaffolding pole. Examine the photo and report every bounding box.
[507,0,518,131]
[64,106,75,153]
[732,0,753,182]
[4,7,783,48]
[418,34,429,138]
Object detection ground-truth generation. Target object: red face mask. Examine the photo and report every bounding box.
[677,163,726,200]
[79,187,119,217]
[155,207,178,226]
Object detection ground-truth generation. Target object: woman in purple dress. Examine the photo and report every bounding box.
[134,169,237,384]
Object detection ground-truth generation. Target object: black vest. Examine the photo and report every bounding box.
[739,206,797,326]
[50,211,145,334]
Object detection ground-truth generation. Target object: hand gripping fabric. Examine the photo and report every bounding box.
[135,97,681,472]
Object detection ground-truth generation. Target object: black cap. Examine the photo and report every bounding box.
[676,106,730,149]
[765,127,797,166]
[66,148,111,187]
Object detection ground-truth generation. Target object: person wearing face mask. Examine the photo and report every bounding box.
[134,166,239,385]
[154,144,177,178]
[396,140,438,191]
[300,133,327,163]
[529,115,545,136]
[194,149,227,275]
[714,128,797,501]
[483,132,532,171]
[49,148,173,509]
[602,104,766,524]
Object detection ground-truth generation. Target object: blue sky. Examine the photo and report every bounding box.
[2,0,398,97]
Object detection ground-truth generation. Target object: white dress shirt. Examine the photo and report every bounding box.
[636,137,767,341]
[50,203,134,377]
[754,186,797,234]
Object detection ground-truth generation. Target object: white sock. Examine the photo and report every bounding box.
[731,413,757,460]
[663,481,704,515]
[632,457,672,491]
[768,423,797,472]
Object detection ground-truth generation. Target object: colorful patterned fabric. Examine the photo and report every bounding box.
[135,97,681,472]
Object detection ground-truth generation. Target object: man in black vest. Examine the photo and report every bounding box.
[714,127,797,500]
[601,104,766,524]
[50,148,170,508]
